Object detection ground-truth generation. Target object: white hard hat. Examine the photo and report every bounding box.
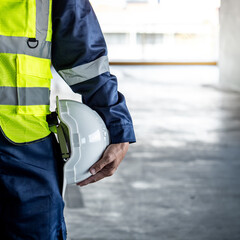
[54,97,110,195]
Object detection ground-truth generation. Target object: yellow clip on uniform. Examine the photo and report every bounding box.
[0,0,53,143]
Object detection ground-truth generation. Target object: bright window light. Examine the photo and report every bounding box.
[90,0,221,62]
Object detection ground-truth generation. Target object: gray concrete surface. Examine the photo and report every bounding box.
[219,0,240,91]
[52,65,240,240]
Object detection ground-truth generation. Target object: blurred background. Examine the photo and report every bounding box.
[91,0,219,63]
[51,0,240,239]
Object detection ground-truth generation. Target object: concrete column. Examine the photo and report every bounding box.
[219,0,240,91]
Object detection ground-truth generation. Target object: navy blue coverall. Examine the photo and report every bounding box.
[0,0,136,239]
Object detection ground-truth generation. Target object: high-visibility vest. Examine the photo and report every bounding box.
[0,0,53,144]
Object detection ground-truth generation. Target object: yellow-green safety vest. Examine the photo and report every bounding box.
[0,0,53,144]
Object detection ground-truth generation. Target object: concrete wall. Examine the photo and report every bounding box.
[219,0,240,91]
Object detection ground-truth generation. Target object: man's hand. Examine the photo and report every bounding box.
[77,142,129,187]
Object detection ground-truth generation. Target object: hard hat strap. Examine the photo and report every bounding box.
[57,124,70,160]
[47,111,70,160]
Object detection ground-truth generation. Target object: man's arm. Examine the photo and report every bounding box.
[51,0,136,185]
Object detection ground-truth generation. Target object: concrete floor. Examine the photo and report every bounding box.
[51,66,240,240]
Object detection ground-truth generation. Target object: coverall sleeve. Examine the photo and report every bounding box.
[51,0,136,144]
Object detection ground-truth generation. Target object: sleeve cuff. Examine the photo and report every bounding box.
[108,124,136,144]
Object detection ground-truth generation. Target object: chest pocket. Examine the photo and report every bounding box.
[16,54,53,116]
[0,0,36,38]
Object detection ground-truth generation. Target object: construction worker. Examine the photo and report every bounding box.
[0,0,136,239]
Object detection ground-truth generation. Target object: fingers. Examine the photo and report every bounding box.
[76,148,116,187]
[77,166,115,187]
[76,142,130,187]
[77,171,105,187]
[90,151,116,175]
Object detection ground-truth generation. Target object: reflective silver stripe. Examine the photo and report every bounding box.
[0,87,50,106]
[36,0,51,42]
[0,0,51,58]
[0,35,51,59]
[58,56,110,86]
